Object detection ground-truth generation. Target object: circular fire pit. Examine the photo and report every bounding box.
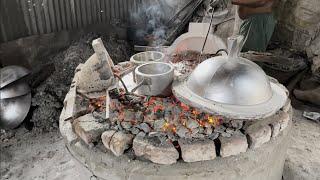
[60,103,292,180]
[59,61,292,180]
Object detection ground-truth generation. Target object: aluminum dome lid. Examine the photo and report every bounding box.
[187,36,272,106]
[172,35,288,119]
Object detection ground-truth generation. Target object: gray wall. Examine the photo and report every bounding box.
[0,0,144,43]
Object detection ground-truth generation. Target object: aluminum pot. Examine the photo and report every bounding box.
[132,62,174,97]
[0,93,31,129]
[0,80,31,99]
[130,51,165,65]
[1,65,30,88]
[130,51,165,83]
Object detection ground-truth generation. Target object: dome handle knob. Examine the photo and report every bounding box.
[227,35,245,59]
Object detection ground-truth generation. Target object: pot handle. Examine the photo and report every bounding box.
[131,77,152,93]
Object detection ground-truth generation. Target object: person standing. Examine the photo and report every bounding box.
[231,0,277,52]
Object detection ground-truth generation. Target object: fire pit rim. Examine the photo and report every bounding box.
[172,75,288,119]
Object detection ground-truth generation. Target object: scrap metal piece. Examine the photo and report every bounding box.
[303,111,320,123]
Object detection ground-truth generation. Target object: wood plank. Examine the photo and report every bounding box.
[110,0,115,19]
[28,0,38,34]
[19,0,32,35]
[34,0,45,34]
[101,0,106,22]
[54,0,62,31]
[86,0,92,25]
[0,1,8,42]
[118,0,123,21]
[91,0,97,24]
[97,0,102,22]
[11,0,28,38]
[75,0,82,27]
[104,0,110,23]
[80,0,87,26]
[114,0,119,20]
[48,0,57,32]
[64,0,72,29]
[59,0,67,30]
[70,0,77,28]
[42,0,52,33]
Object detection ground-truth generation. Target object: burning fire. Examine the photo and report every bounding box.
[88,96,106,112]
[109,88,224,135]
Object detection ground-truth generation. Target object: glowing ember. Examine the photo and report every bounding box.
[88,96,106,112]
[109,88,225,136]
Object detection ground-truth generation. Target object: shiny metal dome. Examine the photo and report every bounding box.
[187,36,272,106]
[0,65,30,88]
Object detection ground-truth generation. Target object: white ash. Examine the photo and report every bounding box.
[29,34,132,133]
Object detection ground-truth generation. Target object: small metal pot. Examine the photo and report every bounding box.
[130,51,165,65]
[130,51,165,83]
[132,62,174,97]
[0,93,31,129]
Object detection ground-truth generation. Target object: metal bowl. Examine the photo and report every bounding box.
[0,80,30,99]
[134,62,174,97]
[1,65,30,88]
[187,56,273,105]
[130,51,165,65]
[0,93,31,129]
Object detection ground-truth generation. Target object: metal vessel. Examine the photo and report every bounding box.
[187,35,272,105]
[0,80,31,99]
[130,51,165,66]
[0,65,32,129]
[132,62,174,97]
[0,65,30,88]
[0,93,31,129]
[172,35,288,119]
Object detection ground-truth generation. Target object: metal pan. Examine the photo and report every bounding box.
[0,93,31,129]
[0,80,30,99]
[1,65,30,88]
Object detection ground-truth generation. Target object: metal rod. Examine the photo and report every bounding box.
[198,12,215,63]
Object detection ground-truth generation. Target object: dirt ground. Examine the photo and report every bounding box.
[0,109,319,180]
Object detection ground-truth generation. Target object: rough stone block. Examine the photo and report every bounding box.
[73,114,108,145]
[281,99,291,113]
[59,118,78,145]
[178,139,216,162]
[220,131,248,157]
[246,125,271,149]
[270,122,281,138]
[60,86,77,121]
[133,136,179,165]
[76,54,115,94]
[279,112,290,132]
[109,131,134,157]
[101,130,117,149]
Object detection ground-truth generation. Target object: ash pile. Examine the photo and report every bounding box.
[29,34,133,133]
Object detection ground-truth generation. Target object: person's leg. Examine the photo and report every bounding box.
[239,14,276,52]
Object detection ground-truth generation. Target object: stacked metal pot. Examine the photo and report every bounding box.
[0,66,31,129]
